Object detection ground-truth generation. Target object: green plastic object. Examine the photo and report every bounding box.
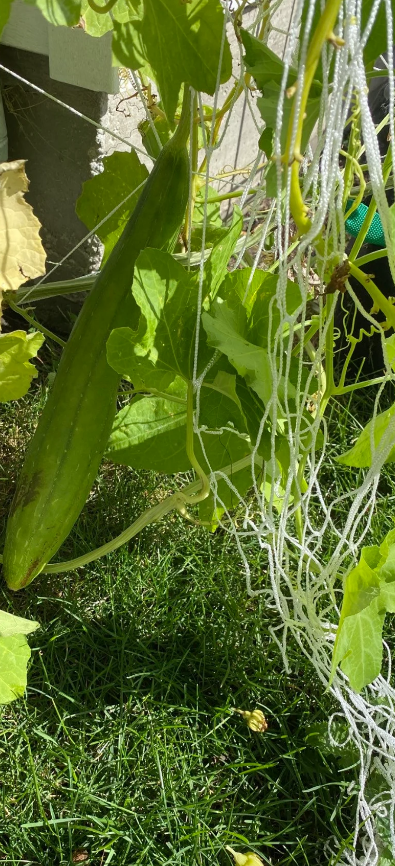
[345,200,385,247]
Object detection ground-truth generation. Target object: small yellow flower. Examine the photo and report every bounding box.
[235,708,268,733]
[226,846,265,866]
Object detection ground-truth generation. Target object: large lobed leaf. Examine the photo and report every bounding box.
[105,221,256,527]
[112,0,232,121]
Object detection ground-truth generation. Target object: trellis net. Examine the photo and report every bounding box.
[189,1,395,863]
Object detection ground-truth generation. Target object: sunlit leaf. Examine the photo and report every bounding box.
[0,0,13,37]
[0,609,39,638]
[336,403,395,467]
[334,597,385,693]
[0,330,44,402]
[112,0,232,121]
[23,0,81,26]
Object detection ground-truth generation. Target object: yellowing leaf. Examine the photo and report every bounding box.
[0,160,46,308]
[226,846,265,866]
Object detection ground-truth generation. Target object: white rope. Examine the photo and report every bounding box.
[193,2,395,863]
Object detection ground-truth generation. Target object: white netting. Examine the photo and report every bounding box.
[192,1,395,863]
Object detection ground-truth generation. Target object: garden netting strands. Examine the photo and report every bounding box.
[190,1,395,862]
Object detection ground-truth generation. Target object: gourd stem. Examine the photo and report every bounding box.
[284,0,343,235]
[323,294,335,401]
[5,454,257,574]
[348,262,395,330]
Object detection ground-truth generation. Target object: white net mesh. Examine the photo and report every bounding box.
[191,1,395,862]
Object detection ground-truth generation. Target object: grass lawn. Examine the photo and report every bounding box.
[1,375,393,866]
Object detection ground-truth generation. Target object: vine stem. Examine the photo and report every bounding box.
[6,299,66,348]
[348,145,393,261]
[183,382,211,504]
[0,455,257,575]
[284,0,343,235]
[348,262,395,330]
[323,294,336,404]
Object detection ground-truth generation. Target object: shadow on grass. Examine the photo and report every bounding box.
[0,395,356,866]
[0,530,356,866]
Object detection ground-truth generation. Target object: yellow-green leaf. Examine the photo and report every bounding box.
[0,330,44,402]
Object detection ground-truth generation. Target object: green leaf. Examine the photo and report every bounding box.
[377,528,395,582]
[332,525,395,691]
[336,403,395,467]
[334,597,385,693]
[194,186,223,228]
[331,546,385,691]
[187,224,229,253]
[378,580,395,613]
[235,376,271,460]
[0,609,38,704]
[202,297,274,405]
[0,0,13,37]
[203,369,242,410]
[80,0,112,35]
[204,208,243,299]
[107,375,250,477]
[76,151,148,263]
[219,266,302,337]
[362,0,394,67]
[259,127,273,159]
[198,460,254,531]
[113,0,232,122]
[108,247,214,386]
[219,267,269,318]
[0,330,44,402]
[0,609,39,638]
[107,326,175,393]
[106,379,188,473]
[241,30,296,91]
[257,81,321,154]
[0,635,33,704]
[80,0,133,36]
[23,0,81,26]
